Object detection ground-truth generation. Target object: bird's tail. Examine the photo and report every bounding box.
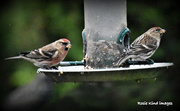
[5,56,22,60]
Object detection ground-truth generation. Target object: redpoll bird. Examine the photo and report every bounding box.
[6,38,71,69]
[116,27,166,66]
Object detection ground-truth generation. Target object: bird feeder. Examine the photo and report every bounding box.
[38,0,173,82]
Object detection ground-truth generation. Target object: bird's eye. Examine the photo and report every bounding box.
[155,28,161,32]
[61,42,68,45]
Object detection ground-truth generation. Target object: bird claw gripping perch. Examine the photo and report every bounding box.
[120,59,155,67]
[127,59,154,65]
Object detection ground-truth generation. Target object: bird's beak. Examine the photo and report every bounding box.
[66,44,71,49]
[160,29,166,33]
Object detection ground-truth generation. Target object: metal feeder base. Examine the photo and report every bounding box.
[37,62,173,82]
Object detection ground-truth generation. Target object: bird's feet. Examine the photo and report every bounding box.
[42,65,58,70]
[120,61,130,67]
[114,60,130,67]
[146,59,154,64]
[51,66,58,70]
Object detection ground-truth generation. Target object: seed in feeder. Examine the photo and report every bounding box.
[97,58,100,62]
[123,49,126,52]
[104,46,108,50]
[88,66,93,70]
[98,40,106,43]
[85,65,92,70]
[84,57,89,62]
[90,59,93,62]
[84,54,89,61]
[84,65,88,69]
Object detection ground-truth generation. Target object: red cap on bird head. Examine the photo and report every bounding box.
[61,38,70,42]
[154,27,160,29]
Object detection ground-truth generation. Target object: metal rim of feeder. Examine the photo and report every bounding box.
[37,62,173,73]
[37,62,173,82]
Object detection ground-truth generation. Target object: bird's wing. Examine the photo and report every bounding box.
[131,34,145,45]
[129,34,158,55]
[39,48,58,59]
[20,49,58,60]
[129,43,158,55]
[128,44,153,55]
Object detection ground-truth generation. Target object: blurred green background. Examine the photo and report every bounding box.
[0,0,179,110]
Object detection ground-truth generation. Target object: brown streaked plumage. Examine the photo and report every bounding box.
[116,27,165,66]
[6,38,71,69]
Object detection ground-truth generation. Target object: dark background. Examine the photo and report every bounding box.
[0,0,179,110]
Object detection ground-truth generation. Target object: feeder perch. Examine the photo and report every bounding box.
[38,0,173,82]
[37,62,173,82]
